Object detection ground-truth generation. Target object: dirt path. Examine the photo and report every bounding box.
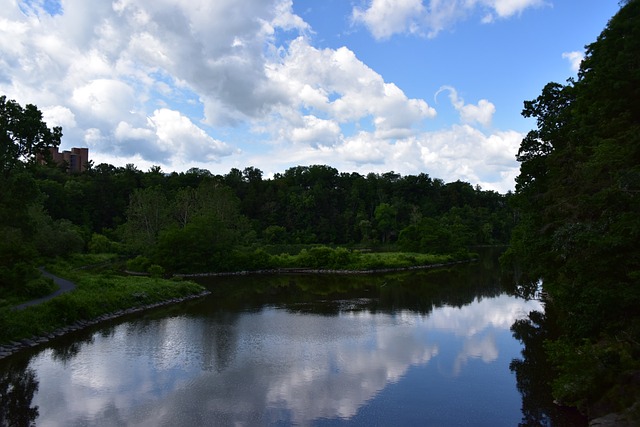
[13,268,77,310]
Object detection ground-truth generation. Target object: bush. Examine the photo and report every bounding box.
[127,255,151,273]
[330,247,359,268]
[263,225,287,244]
[88,233,113,253]
[0,263,38,298]
[24,277,57,298]
[546,338,635,413]
[147,264,165,278]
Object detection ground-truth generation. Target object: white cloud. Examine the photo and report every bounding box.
[352,0,547,39]
[269,0,312,32]
[436,86,496,127]
[71,79,135,125]
[487,0,546,18]
[416,125,522,191]
[42,105,77,129]
[246,124,521,193]
[272,37,436,140]
[148,108,234,162]
[352,0,426,39]
[0,0,523,192]
[562,50,584,73]
[290,115,341,146]
[338,132,388,165]
[108,109,234,165]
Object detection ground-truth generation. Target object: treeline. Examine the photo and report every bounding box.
[36,164,514,249]
[1,93,514,297]
[504,0,639,421]
[34,163,512,272]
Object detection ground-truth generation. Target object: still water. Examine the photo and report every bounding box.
[1,254,576,426]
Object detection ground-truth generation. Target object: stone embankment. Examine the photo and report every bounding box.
[0,290,210,360]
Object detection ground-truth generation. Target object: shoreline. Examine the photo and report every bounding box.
[175,259,474,278]
[1,258,473,361]
[0,290,210,361]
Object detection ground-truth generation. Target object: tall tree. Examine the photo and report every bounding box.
[1,96,62,176]
[124,186,171,249]
[0,96,68,296]
[506,0,640,416]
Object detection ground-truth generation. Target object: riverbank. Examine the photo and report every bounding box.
[0,290,210,360]
[0,268,209,355]
[0,254,475,359]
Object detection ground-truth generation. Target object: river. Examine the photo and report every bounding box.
[0,251,587,426]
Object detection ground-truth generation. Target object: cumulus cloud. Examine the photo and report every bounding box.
[290,115,341,147]
[42,105,77,129]
[352,0,546,39]
[416,125,522,191]
[435,86,496,127]
[352,0,426,39]
[562,50,584,73]
[71,79,136,125]
[251,124,521,193]
[338,132,388,165]
[0,0,522,192]
[271,37,436,141]
[1,0,289,160]
[109,109,234,165]
[148,109,234,163]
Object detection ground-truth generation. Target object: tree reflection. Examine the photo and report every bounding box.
[0,360,39,427]
[50,334,96,364]
[510,307,587,426]
[201,254,506,317]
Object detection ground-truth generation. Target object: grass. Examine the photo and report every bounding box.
[268,246,475,271]
[0,258,206,345]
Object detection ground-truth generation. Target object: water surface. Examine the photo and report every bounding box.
[1,257,555,426]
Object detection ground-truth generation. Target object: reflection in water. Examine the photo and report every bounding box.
[0,253,565,425]
[0,359,39,427]
[13,292,541,426]
[510,307,588,426]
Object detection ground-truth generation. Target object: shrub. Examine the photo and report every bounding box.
[88,233,113,253]
[24,277,57,298]
[127,255,151,273]
[147,264,165,278]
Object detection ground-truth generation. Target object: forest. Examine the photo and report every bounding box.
[0,96,513,298]
[504,0,640,421]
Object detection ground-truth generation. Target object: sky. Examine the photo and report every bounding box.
[0,0,621,192]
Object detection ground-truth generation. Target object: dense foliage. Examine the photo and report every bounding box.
[504,0,640,419]
[1,95,514,299]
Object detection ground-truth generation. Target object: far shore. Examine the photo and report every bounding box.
[173,259,474,277]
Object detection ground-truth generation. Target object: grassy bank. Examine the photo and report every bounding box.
[0,260,206,346]
[270,247,474,271]
[128,244,477,275]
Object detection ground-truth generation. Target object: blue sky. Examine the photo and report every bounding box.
[0,0,621,192]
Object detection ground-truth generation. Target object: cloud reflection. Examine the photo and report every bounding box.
[29,295,542,425]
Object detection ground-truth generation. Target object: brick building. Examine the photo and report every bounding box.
[41,147,89,173]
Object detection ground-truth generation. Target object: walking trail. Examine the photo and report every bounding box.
[13,267,77,310]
